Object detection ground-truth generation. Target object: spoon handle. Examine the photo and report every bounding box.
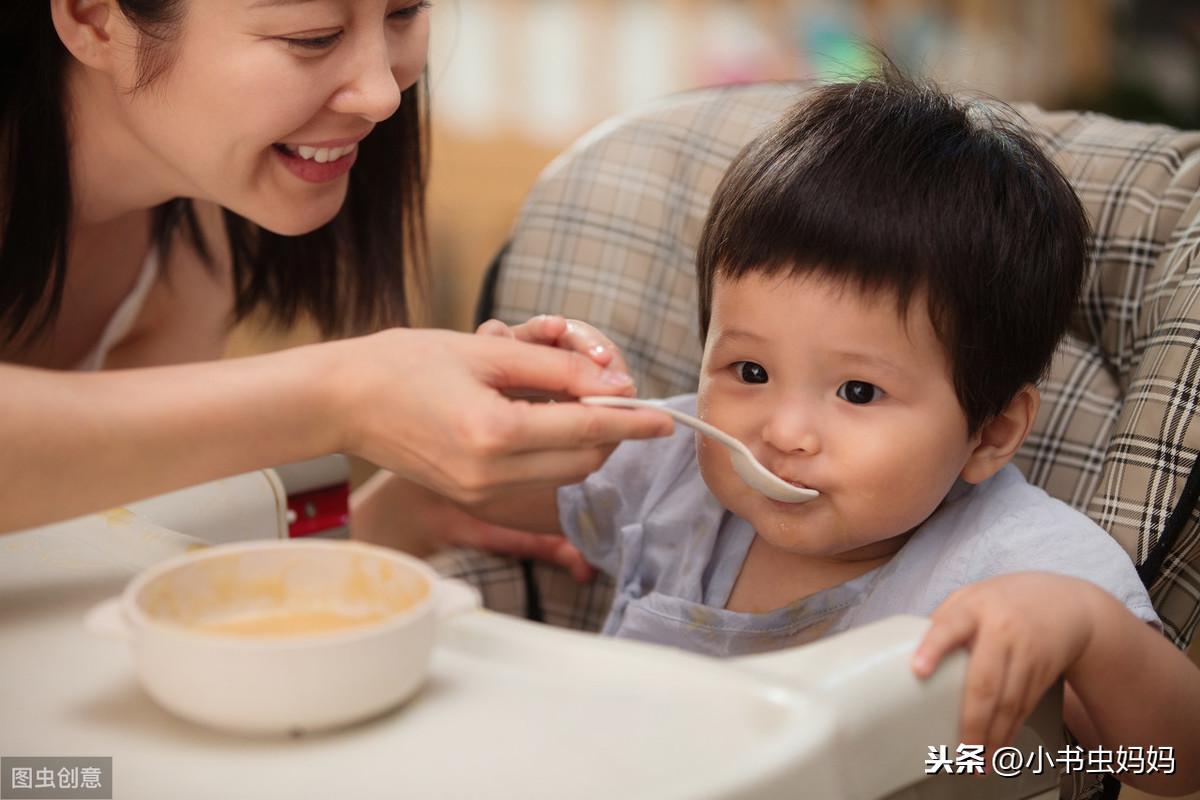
[579,396,748,455]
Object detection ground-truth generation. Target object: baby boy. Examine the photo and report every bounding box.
[468,68,1200,793]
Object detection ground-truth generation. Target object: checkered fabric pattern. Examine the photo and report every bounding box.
[437,83,1200,658]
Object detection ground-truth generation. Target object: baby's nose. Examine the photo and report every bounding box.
[760,407,821,455]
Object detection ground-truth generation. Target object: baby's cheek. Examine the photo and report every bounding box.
[696,436,735,501]
[857,471,950,538]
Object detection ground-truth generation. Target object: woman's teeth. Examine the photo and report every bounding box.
[282,143,357,163]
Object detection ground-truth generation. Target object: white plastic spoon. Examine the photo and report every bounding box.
[580,396,819,504]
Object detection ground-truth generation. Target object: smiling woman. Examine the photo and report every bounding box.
[0,1,672,535]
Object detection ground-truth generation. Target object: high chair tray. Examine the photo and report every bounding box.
[0,510,1058,800]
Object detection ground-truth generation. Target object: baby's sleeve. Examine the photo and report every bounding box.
[555,435,657,577]
[976,509,1160,628]
[556,396,697,577]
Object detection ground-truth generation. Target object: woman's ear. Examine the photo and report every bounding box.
[50,0,121,71]
[960,384,1040,484]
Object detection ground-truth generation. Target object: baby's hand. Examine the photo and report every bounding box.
[476,315,634,395]
[911,572,1099,755]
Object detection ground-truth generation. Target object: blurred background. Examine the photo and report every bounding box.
[226,0,1200,350]
[418,0,1200,334]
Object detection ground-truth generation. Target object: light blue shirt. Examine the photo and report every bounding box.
[557,394,1159,657]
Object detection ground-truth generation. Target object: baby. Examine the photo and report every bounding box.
[471,69,1200,794]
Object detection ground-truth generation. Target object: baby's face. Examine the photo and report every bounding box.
[697,272,981,562]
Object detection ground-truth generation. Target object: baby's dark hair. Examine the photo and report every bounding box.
[696,67,1090,433]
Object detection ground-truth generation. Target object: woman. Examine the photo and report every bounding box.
[0,0,669,537]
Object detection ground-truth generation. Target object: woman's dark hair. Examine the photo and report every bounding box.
[696,65,1090,433]
[1,1,427,345]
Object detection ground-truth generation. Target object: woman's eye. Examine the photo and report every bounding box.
[391,1,432,20]
[280,2,428,50]
[837,380,883,405]
[734,361,769,384]
[281,31,343,50]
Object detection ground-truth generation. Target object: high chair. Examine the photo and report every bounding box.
[434,81,1200,800]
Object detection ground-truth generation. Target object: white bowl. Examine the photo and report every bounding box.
[86,539,480,735]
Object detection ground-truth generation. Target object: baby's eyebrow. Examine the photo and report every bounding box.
[248,0,323,9]
[710,328,768,348]
[829,350,905,376]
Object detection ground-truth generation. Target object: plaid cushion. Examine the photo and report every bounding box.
[440,84,1200,656]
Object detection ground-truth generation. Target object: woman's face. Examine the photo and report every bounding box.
[106,0,430,234]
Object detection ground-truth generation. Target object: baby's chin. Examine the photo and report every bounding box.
[735,499,915,559]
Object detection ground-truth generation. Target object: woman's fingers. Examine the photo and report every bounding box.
[459,445,620,493]
[496,314,566,343]
[478,335,634,399]
[475,318,515,338]
[449,523,595,582]
[560,319,620,371]
[341,329,669,503]
[481,316,622,371]
[501,401,673,453]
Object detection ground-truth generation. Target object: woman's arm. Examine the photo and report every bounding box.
[1,345,338,532]
[1,328,672,533]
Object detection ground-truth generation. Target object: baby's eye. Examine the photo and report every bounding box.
[733,361,768,384]
[837,380,883,404]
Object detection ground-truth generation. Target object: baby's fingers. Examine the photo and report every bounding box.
[960,634,1011,750]
[983,645,1031,753]
[912,607,979,678]
[995,657,1055,751]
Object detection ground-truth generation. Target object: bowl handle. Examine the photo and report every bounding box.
[84,596,132,641]
[434,578,482,620]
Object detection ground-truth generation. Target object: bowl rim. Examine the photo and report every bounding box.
[121,539,441,649]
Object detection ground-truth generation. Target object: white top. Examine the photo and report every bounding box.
[75,247,160,371]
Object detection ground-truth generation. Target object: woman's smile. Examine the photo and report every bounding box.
[272,142,358,183]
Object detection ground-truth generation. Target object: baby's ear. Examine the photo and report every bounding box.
[960,385,1040,484]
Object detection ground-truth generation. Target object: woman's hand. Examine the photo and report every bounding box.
[910,572,1097,755]
[328,327,671,506]
[462,315,628,576]
[352,470,596,581]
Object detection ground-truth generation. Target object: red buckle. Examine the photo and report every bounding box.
[286,484,350,538]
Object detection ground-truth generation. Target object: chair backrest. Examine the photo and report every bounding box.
[484,82,1200,649]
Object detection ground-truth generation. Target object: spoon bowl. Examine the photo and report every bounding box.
[580,396,819,503]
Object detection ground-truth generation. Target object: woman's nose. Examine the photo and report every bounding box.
[760,404,821,455]
[330,35,403,122]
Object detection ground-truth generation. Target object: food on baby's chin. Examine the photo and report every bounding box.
[194,608,392,636]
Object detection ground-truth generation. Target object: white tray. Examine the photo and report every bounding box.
[0,509,1056,800]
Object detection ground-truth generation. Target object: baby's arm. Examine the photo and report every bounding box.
[912,572,1200,794]
[1057,582,1200,794]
